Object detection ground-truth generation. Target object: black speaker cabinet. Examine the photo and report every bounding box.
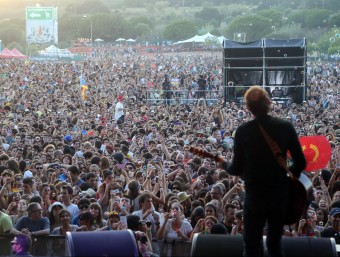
[65,230,139,257]
[191,234,244,257]
[191,234,337,257]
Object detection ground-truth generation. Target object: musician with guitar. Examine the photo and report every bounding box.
[191,86,306,257]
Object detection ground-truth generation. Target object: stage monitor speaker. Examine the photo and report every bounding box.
[278,237,337,257]
[65,230,139,257]
[191,234,244,257]
[191,234,337,257]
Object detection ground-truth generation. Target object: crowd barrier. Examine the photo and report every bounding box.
[0,233,192,257]
[145,89,220,105]
[1,233,338,257]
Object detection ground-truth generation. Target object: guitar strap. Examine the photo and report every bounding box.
[257,122,293,178]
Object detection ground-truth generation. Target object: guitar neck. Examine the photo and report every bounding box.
[189,146,221,162]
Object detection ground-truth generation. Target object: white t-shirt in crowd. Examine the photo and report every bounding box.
[66,203,79,220]
[164,219,193,240]
[115,101,124,121]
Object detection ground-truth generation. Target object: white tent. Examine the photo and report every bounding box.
[173,32,226,45]
[38,45,74,58]
[115,38,126,42]
[126,38,136,42]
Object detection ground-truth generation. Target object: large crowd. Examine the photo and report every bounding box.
[0,45,339,256]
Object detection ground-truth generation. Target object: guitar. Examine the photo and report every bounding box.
[189,146,225,163]
[189,146,313,225]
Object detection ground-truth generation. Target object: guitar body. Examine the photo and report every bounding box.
[285,173,313,225]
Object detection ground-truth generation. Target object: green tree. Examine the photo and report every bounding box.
[194,7,223,25]
[0,25,25,46]
[155,1,170,11]
[304,9,332,29]
[129,16,154,29]
[329,12,340,28]
[225,14,272,41]
[287,10,308,27]
[77,0,110,15]
[257,9,284,27]
[133,23,152,38]
[59,16,83,42]
[91,13,116,41]
[301,0,340,11]
[163,20,197,41]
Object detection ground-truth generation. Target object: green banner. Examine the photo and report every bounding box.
[26,7,54,20]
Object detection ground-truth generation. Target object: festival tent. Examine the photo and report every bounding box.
[126,38,136,42]
[173,32,226,45]
[95,38,104,46]
[115,38,126,42]
[38,45,74,58]
[0,48,16,58]
[11,48,28,59]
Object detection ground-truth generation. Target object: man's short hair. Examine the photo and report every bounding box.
[68,165,80,174]
[27,202,41,214]
[86,172,96,180]
[127,215,140,231]
[139,192,151,204]
[29,195,42,204]
[22,177,33,186]
[61,185,73,195]
[244,86,271,116]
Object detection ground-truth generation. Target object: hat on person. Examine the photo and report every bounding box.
[195,130,205,135]
[23,170,33,179]
[330,207,340,217]
[64,135,73,142]
[177,192,191,203]
[335,129,340,136]
[335,129,340,141]
[84,188,96,198]
[48,201,65,213]
[118,95,124,101]
[2,143,10,151]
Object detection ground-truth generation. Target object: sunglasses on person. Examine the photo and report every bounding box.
[79,205,89,210]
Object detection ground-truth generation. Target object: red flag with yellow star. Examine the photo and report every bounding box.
[299,136,332,172]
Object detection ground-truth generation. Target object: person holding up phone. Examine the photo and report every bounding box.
[190,215,219,241]
[132,192,163,240]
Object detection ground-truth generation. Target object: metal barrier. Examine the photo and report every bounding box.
[0,233,66,256]
[145,89,221,105]
[4,233,337,257]
[0,233,192,257]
